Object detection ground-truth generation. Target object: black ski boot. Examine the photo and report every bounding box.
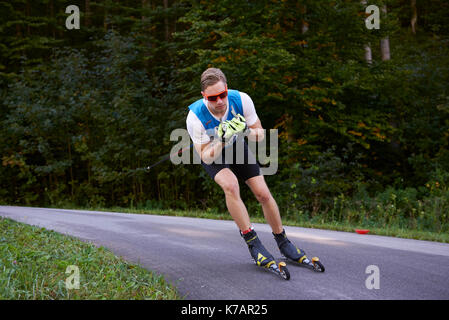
[273,229,325,272]
[241,229,276,268]
[273,229,309,263]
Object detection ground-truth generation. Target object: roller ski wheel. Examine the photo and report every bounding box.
[303,256,325,273]
[253,260,290,280]
[284,255,325,273]
[311,257,325,272]
[276,261,291,280]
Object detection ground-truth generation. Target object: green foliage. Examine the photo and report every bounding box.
[1,0,449,234]
[1,30,184,207]
[270,145,362,217]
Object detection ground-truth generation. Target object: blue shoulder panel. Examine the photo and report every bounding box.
[226,90,243,121]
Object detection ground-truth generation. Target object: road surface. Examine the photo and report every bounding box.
[1,206,449,299]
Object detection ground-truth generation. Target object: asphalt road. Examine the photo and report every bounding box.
[1,205,449,300]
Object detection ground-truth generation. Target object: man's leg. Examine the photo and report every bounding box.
[214,168,251,232]
[246,175,310,263]
[201,152,276,267]
[214,168,276,267]
[245,175,283,234]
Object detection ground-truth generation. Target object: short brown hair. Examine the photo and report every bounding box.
[200,68,227,91]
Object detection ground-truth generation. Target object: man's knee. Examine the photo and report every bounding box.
[215,169,240,197]
[220,178,240,197]
[255,191,272,204]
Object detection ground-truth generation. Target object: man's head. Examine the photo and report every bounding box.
[201,68,228,115]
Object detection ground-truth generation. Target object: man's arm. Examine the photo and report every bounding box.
[194,139,225,165]
[239,92,264,142]
[187,111,225,164]
[247,118,265,142]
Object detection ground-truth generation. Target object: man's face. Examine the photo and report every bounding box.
[202,81,228,115]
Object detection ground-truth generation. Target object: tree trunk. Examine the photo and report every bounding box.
[364,44,373,64]
[361,1,372,64]
[49,0,55,38]
[142,0,149,21]
[104,1,109,31]
[142,0,151,69]
[380,37,391,61]
[26,1,31,35]
[164,0,169,41]
[85,0,91,27]
[380,5,391,61]
[411,0,418,34]
[301,5,308,34]
[301,21,309,34]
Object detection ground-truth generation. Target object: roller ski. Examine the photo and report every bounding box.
[242,229,290,280]
[274,229,325,273]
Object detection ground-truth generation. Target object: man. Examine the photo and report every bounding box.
[186,68,312,269]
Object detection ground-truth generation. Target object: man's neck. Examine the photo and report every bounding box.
[205,100,227,120]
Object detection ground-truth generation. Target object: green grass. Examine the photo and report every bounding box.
[50,204,449,243]
[0,217,181,300]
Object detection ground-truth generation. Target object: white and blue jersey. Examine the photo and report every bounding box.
[186,89,258,145]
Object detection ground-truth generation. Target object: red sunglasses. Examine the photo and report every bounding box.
[205,85,228,102]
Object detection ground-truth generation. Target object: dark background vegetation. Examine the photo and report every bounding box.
[1,0,448,233]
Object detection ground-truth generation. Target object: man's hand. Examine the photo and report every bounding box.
[217,121,231,141]
[229,114,249,135]
[216,114,249,145]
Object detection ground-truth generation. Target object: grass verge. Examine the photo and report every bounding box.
[0,217,181,300]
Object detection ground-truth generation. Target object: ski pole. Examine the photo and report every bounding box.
[144,143,193,171]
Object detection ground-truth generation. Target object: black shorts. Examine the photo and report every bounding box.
[201,140,261,181]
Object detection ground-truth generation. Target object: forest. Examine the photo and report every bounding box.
[1,0,448,233]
